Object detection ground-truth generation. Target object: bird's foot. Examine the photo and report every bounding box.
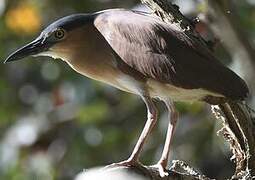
[150,163,169,177]
[105,158,141,169]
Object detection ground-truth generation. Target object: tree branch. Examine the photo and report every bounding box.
[76,161,212,180]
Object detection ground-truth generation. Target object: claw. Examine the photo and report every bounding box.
[105,159,141,169]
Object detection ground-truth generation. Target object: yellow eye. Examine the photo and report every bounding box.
[54,29,65,39]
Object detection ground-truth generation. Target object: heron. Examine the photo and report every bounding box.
[5,9,249,176]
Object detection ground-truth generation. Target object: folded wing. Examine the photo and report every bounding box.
[94,9,249,100]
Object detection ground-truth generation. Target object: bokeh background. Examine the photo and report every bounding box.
[0,0,254,179]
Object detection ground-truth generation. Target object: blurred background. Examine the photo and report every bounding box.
[0,0,254,179]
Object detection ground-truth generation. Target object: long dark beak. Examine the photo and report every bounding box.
[4,37,50,64]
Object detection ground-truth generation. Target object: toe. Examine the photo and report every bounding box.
[105,159,140,169]
[150,164,169,177]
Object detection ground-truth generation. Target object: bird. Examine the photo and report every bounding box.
[5,9,249,176]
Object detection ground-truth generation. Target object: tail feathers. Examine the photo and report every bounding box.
[244,103,255,118]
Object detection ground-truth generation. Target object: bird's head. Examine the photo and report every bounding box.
[4,14,95,63]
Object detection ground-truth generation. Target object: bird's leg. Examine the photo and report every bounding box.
[109,95,158,167]
[153,99,178,177]
[128,96,158,163]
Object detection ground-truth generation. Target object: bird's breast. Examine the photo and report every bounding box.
[59,49,143,95]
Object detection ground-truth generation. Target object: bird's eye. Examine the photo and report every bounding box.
[54,29,65,39]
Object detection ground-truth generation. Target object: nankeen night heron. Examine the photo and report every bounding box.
[5,9,249,176]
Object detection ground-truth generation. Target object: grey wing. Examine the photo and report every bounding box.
[94,9,248,100]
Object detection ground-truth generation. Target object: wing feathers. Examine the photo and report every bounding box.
[94,9,249,100]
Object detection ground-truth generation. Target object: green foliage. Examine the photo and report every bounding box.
[77,100,109,124]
